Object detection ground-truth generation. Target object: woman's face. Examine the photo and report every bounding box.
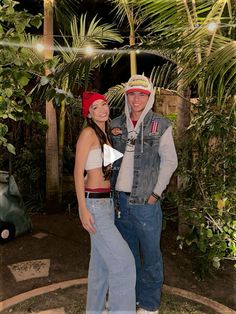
[88,99,109,123]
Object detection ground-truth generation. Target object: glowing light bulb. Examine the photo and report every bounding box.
[85,45,94,55]
[207,22,218,33]
[35,43,44,52]
[136,49,140,54]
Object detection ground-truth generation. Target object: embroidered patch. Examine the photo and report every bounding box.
[111,127,122,136]
[151,119,158,133]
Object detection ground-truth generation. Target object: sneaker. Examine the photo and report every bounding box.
[137,308,159,314]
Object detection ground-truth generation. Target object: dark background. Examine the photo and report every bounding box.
[17,0,166,92]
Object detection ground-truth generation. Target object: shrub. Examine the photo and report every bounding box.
[176,100,236,275]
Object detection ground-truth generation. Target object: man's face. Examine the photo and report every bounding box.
[127,92,149,114]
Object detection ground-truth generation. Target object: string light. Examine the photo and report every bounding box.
[0,20,235,61]
[207,22,218,33]
[35,43,44,52]
[0,40,168,59]
[84,45,94,55]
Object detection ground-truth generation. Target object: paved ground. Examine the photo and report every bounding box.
[0,211,235,313]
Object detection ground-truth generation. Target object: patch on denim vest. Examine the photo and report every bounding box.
[111,127,122,136]
[150,119,159,133]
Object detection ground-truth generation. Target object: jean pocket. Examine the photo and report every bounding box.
[144,199,156,206]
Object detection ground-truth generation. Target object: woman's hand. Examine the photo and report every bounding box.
[79,208,96,234]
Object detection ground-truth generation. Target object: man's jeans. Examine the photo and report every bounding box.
[86,197,136,314]
[115,192,164,311]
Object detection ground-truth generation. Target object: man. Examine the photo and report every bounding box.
[111,74,178,314]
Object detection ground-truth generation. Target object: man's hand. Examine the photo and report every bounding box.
[147,194,159,204]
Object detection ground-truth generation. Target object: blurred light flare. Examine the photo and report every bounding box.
[85,45,94,55]
[0,40,155,56]
[35,43,44,52]
[207,22,218,33]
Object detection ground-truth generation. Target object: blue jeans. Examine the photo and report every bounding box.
[86,197,136,314]
[115,192,163,311]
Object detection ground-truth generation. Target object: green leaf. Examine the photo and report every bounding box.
[40,76,50,86]
[7,143,16,155]
[30,15,43,29]
[0,124,8,136]
[18,76,30,87]
[212,257,221,269]
[25,96,32,105]
[207,229,213,238]
[8,114,17,121]
[5,88,13,97]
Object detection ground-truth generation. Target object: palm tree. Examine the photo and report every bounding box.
[43,0,60,211]
[108,0,150,75]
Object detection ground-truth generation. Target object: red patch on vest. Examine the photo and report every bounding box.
[151,120,158,133]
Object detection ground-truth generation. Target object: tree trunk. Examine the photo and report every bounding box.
[44,0,60,212]
[128,9,137,76]
[176,83,191,140]
[129,33,137,76]
[176,80,191,235]
[58,98,66,204]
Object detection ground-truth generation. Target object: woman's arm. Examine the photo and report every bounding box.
[74,127,96,233]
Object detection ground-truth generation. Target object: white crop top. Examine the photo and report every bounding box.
[85,148,103,170]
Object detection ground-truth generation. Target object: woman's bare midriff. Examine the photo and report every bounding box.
[85,168,110,189]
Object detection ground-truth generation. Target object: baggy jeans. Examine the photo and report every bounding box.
[86,197,136,314]
[115,192,164,311]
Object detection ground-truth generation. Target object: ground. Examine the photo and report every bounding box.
[0,204,235,313]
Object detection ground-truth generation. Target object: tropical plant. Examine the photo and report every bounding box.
[176,100,236,274]
[136,0,235,104]
[0,0,44,155]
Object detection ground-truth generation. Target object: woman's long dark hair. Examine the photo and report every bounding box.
[87,118,113,180]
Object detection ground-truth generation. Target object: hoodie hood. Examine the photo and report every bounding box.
[124,75,155,152]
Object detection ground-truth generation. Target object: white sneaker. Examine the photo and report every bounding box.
[137,308,159,314]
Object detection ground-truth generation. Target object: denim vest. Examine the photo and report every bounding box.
[111,110,171,204]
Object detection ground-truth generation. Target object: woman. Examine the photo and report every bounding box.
[74,91,136,314]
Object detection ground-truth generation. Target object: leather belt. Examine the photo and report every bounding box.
[85,192,112,198]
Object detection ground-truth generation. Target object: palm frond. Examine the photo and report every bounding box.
[175,40,236,104]
[106,84,125,111]
[53,0,82,31]
[150,62,177,89]
[51,14,123,90]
